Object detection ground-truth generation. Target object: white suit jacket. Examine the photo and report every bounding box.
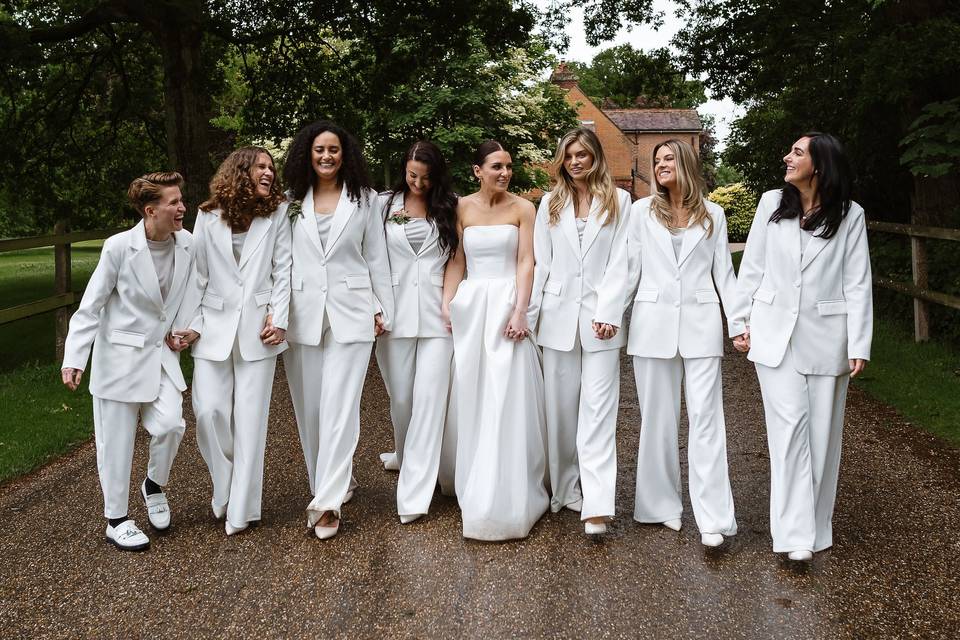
[62,221,193,403]
[183,206,292,362]
[528,188,632,352]
[379,193,449,338]
[287,185,394,345]
[738,189,873,375]
[626,197,749,359]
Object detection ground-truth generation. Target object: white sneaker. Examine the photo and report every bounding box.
[662,519,682,531]
[105,520,150,551]
[140,481,171,530]
[701,533,724,547]
[584,521,607,535]
[787,550,813,562]
[379,452,399,471]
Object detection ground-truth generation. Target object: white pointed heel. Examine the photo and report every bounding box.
[701,533,724,547]
[662,519,682,531]
[225,521,247,536]
[399,513,423,525]
[379,452,400,471]
[211,501,226,520]
[787,550,813,562]
[314,511,340,540]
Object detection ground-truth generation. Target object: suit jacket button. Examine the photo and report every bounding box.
[413,281,418,287]
[674,301,680,308]
[155,341,162,348]
[321,286,327,293]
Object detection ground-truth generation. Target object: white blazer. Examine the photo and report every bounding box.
[626,197,748,359]
[379,193,449,338]
[287,185,394,345]
[738,189,872,375]
[62,221,193,403]
[184,206,292,362]
[529,188,632,352]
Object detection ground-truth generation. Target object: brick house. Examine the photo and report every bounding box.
[548,63,702,200]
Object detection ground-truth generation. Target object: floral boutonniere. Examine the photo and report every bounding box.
[387,209,411,225]
[287,200,304,225]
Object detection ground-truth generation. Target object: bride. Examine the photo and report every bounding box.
[441,140,550,541]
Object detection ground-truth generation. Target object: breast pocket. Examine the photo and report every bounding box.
[634,288,659,303]
[695,289,720,304]
[109,329,145,348]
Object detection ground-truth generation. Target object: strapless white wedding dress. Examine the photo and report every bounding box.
[450,225,549,541]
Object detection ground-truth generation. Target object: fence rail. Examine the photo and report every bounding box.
[867,220,960,342]
[0,221,122,359]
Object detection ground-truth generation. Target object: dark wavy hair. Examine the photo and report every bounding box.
[200,147,284,230]
[283,120,371,204]
[386,141,459,256]
[770,132,853,240]
[473,139,507,167]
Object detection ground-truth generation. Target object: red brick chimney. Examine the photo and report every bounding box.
[550,61,578,89]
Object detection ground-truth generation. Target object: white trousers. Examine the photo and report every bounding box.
[755,345,849,552]
[192,343,277,529]
[437,366,458,498]
[92,370,185,519]
[633,355,737,536]
[285,317,372,525]
[542,338,620,519]
[376,335,453,516]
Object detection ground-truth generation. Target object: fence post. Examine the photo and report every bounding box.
[54,219,72,361]
[911,230,930,343]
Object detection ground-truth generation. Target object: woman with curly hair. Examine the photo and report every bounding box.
[186,146,292,535]
[375,140,458,523]
[282,120,394,540]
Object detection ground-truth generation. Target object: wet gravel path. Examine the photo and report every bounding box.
[1,345,958,638]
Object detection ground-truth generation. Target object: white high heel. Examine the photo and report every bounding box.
[701,533,724,547]
[225,521,247,536]
[399,513,423,525]
[314,515,340,540]
[379,452,399,471]
[662,519,682,531]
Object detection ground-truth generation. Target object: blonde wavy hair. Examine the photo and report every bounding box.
[547,128,619,227]
[649,139,713,237]
[200,146,284,230]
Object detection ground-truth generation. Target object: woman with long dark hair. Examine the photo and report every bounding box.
[737,132,872,561]
[442,140,549,541]
[528,127,631,536]
[375,140,458,523]
[626,139,748,548]
[282,120,394,540]
[187,146,291,536]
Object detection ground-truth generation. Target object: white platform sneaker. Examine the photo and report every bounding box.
[105,520,150,551]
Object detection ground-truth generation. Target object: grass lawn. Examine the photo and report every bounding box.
[731,250,959,445]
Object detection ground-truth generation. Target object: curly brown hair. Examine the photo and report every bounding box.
[200,147,284,230]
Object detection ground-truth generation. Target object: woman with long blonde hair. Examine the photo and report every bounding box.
[528,127,632,536]
[624,139,748,547]
[186,146,291,535]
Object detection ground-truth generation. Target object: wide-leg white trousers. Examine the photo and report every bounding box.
[375,335,453,517]
[92,370,185,519]
[755,346,849,553]
[285,318,372,526]
[193,343,277,529]
[633,354,737,536]
[542,337,620,519]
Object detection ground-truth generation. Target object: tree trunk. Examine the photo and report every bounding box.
[154,21,212,226]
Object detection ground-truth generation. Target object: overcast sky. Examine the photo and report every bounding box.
[540,0,744,149]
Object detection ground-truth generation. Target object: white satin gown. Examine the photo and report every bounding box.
[450,224,549,541]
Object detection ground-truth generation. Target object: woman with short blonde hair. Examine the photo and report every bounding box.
[528,127,632,535]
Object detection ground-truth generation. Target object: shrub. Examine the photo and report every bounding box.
[708,182,758,243]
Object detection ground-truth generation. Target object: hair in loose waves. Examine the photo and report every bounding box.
[127,172,184,216]
[547,128,619,227]
[770,132,853,240]
[387,140,459,256]
[649,139,713,238]
[283,120,371,205]
[200,147,284,231]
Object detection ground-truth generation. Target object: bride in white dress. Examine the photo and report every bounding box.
[441,140,550,541]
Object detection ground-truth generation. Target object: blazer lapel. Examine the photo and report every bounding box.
[325,184,357,253]
[559,199,582,260]
[129,221,165,310]
[800,230,830,271]
[647,211,677,265]
[238,215,270,269]
[417,221,439,256]
[167,233,191,309]
[580,198,604,257]
[677,221,706,267]
[212,214,241,274]
[786,217,802,270]
[299,187,326,256]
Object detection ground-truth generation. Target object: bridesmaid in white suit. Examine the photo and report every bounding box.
[528,127,631,535]
[186,147,291,535]
[281,121,394,540]
[375,140,458,523]
[626,139,749,547]
[737,132,872,562]
[442,140,549,541]
[61,172,196,551]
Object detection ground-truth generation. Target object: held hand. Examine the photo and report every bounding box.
[374,313,387,337]
[732,331,750,352]
[441,304,452,334]
[503,310,529,342]
[260,314,286,345]
[170,329,199,352]
[591,321,618,340]
[61,367,83,391]
[849,358,867,378]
